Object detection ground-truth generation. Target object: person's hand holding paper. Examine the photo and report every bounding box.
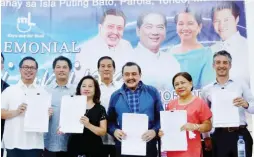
[233,97,249,108]
[80,116,91,128]
[142,129,156,142]
[114,129,126,142]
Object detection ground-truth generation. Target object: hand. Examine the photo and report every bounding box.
[181,123,195,131]
[57,126,64,135]
[233,97,248,108]
[158,129,164,138]
[80,116,91,128]
[204,137,212,151]
[48,107,53,117]
[113,129,126,142]
[142,130,156,142]
[17,103,27,115]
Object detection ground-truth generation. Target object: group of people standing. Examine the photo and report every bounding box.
[1,50,254,157]
[1,1,253,157]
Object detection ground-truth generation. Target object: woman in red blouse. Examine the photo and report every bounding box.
[159,72,212,157]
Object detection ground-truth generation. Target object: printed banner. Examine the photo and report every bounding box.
[1,0,250,105]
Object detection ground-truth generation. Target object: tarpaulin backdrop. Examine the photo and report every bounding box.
[1,0,249,105]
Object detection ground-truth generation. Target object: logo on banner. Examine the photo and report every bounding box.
[6,11,44,39]
[16,12,36,33]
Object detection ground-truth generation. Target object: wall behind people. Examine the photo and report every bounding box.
[1,1,250,106]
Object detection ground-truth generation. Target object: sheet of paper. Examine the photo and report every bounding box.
[211,90,240,127]
[121,113,148,156]
[160,110,187,151]
[59,95,87,133]
[24,93,51,132]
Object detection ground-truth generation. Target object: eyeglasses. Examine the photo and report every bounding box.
[21,66,37,71]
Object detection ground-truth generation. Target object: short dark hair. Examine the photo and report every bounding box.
[213,50,232,64]
[211,1,240,21]
[172,72,194,91]
[19,56,38,69]
[1,53,4,62]
[52,56,72,70]
[137,12,167,28]
[122,62,142,75]
[100,9,126,26]
[174,6,202,25]
[76,75,101,104]
[97,56,116,69]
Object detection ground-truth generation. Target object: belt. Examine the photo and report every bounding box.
[216,125,247,132]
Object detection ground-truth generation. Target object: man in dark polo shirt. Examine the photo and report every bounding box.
[1,53,9,157]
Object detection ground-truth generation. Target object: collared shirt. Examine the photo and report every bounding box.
[133,43,180,90]
[100,81,121,113]
[44,81,76,152]
[1,80,47,150]
[201,79,254,127]
[100,81,120,145]
[211,31,250,86]
[125,82,142,113]
[74,35,133,84]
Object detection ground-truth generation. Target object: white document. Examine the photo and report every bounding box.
[121,113,148,156]
[160,110,187,151]
[211,90,240,127]
[24,93,51,132]
[59,95,87,133]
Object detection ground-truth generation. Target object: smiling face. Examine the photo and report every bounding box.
[173,75,193,98]
[98,58,115,82]
[54,60,70,81]
[19,59,37,83]
[137,13,166,52]
[99,15,125,48]
[123,65,141,90]
[176,13,202,42]
[213,9,238,41]
[213,55,231,77]
[80,78,95,100]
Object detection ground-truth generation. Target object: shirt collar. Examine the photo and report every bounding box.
[137,42,161,58]
[99,80,116,87]
[124,81,143,92]
[213,78,234,86]
[52,81,71,89]
[222,31,241,46]
[17,80,37,88]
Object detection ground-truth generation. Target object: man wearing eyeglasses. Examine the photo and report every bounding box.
[1,56,53,157]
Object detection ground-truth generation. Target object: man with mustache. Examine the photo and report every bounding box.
[107,62,164,157]
[132,12,180,90]
[43,56,76,157]
[97,56,121,157]
[1,57,52,157]
[74,9,133,84]
[201,50,254,157]
[211,1,250,86]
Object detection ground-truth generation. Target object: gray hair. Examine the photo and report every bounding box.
[213,50,232,64]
